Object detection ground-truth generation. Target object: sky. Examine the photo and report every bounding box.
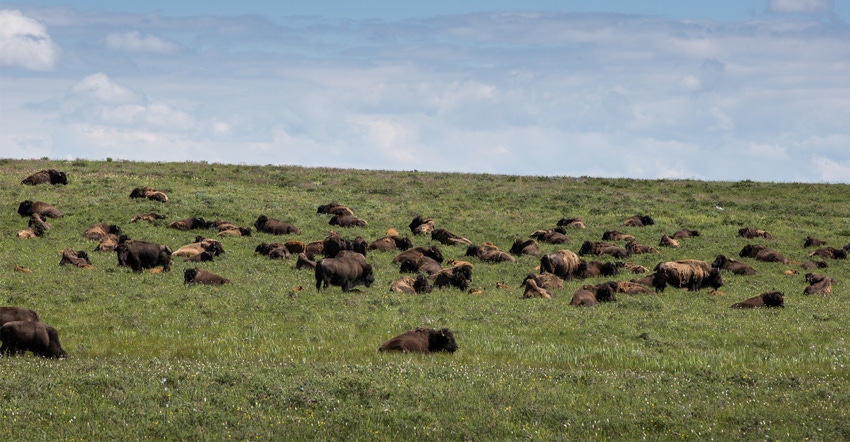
[1,1,849,182]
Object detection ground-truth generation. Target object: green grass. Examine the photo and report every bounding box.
[1,158,849,440]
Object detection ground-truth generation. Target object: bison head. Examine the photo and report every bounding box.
[429,328,458,353]
[762,291,785,308]
[183,268,199,284]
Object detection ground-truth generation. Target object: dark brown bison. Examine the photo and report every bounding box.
[169,217,211,231]
[739,244,788,264]
[672,229,700,239]
[539,250,581,280]
[577,260,621,279]
[522,272,563,289]
[731,291,785,308]
[738,227,772,240]
[466,243,516,263]
[21,169,68,185]
[18,200,63,218]
[315,253,374,292]
[578,241,630,258]
[116,238,172,272]
[409,215,435,235]
[329,215,368,228]
[255,242,289,257]
[530,227,572,244]
[570,282,617,306]
[0,321,67,358]
[431,228,473,246]
[184,267,231,285]
[173,237,224,258]
[254,215,301,235]
[322,233,367,258]
[509,238,540,256]
[522,277,554,299]
[0,307,40,326]
[712,255,758,275]
[367,235,414,252]
[400,256,443,276]
[625,240,658,255]
[392,246,443,265]
[808,247,847,260]
[800,261,828,270]
[129,186,168,202]
[803,236,827,248]
[295,253,317,270]
[379,327,458,354]
[130,212,167,223]
[602,230,635,242]
[184,251,215,263]
[28,213,53,233]
[623,215,654,227]
[209,220,252,237]
[556,217,587,229]
[317,202,355,217]
[804,273,833,295]
[658,235,681,248]
[390,275,432,295]
[83,223,122,241]
[59,248,93,268]
[431,264,473,290]
[652,260,723,292]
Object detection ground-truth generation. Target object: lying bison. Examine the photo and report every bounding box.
[315,253,374,292]
[731,291,785,308]
[652,260,723,292]
[712,255,758,275]
[808,247,847,260]
[184,267,231,285]
[18,200,63,218]
[169,217,211,231]
[367,235,413,252]
[530,227,572,244]
[379,327,458,354]
[322,233,367,258]
[0,321,67,358]
[409,215,435,235]
[431,264,473,291]
[804,273,833,295]
[578,241,630,258]
[803,236,827,248]
[624,215,654,227]
[570,282,617,306]
[317,202,355,217]
[130,212,167,223]
[539,250,581,280]
[173,237,225,258]
[738,227,772,240]
[83,223,122,241]
[0,307,40,326]
[466,243,516,263]
[522,277,554,299]
[510,238,540,256]
[392,246,443,265]
[116,238,172,272]
[129,186,169,202]
[329,214,368,228]
[556,217,587,229]
[390,275,432,295]
[739,244,788,264]
[22,169,67,185]
[59,248,93,268]
[431,228,473,246]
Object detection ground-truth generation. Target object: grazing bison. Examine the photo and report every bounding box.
[530,227,572,244]
[379,327,458,354]
[173,237,225,258]
[116,238,172,272]
[570,282,617,306]
[329,215,368,228]
[315,253,374,292]
[83,223,122,241]
[0,321,67,358]
[367,235,413,252]
[522,277,554,299]
[254,215,301,235]
[577,260,621,279]
[409,215,435,235]
[808,247,847,260]
[392,246,444,265]
[509,238,540,256]
[129,186,168,202]
[317,202,355,217]
[731,291,785,308]
[130,212,167,223]
[522,272,563,289]
[739,244,788,264]
[556,217,587,229]
[539,250,582,280]
[658,235,681,248]
[21,169,68,185]
[184,267,231,286]
[0,307,40,326]
[431,228,473,246]
[390,275,433,295]
[803,236,827,248]
[578,241,630,258]
[602,230,635,242]
[59,248,93,268]
[623,215,654,227]
[738,227,772,240]
[712,254,758,275]
[652,260,723,292]
[17,200,63,218]
[466,243,516,264]
[431,264,473,291]
[804,273,833,295]
[169,217,211,231]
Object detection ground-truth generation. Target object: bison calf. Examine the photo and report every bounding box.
[379,327,458,354]
[184,267,231,285]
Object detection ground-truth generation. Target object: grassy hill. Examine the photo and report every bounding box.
[1,158,849,440]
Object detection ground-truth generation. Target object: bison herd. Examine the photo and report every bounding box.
[6,169,848,358]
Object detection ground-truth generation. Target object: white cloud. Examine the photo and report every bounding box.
[811,155,850,182]
[767,0,834,15]
[69,73,139,104]
[105,31,179,54]
[0,9,59,70]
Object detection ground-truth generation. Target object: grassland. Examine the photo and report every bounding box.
[1,158,849,441]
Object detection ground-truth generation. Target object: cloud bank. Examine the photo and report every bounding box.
[0,9,59,70]
[1,6,849,182]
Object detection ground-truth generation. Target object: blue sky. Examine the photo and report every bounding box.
[2,1,849,182]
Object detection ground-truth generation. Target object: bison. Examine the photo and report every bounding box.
[322,233,367,258]
[739,244,788,264]
[317,202,355,217]
[169,217,211,231]
[315,253,375,292]
[184,267,231,285]
[328,215,368,228]
[59,248,93,268]
[28,213,53,233]
[83,223,122,241]
[803,236,827,248]
[804,273,833,295]
[409,215,436,235]
[808,247,847,260]
[539,250,581,280]
[672,229,700,239]
[254,215,301,235]
[579,241,630,258]
[466,243,517,263]
[173,237,225,258]
[529,227,572,244]
[712,254,758,275]
[379,327,458,354]
[295,253,317,270]
[577,260,621,279]
[625,240,658,255]
[116,238,172,272]
[431,228,473,246]
[130,212,167,223]
[522,272,563,289]
[731,291,785,308]
[570,282,617,306]
[21,169,68,185]
[392,246,444,265]
[17,200,63,218]
[129,186,168,202]
[0,307,40,326]
[556,217,587,229]
[431,264,473,291]
[0,321,67,358]
[623,215,654,227]
[509,238,540,256]
[390,275,432,295]
[522,277,554,299]
[738,227,772,240]
[367,235,414,252]
[400,256,443,276]
[652,260,723,292]
[184,251,215,263]
[602,230,635,242]
[658,235,681,248]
